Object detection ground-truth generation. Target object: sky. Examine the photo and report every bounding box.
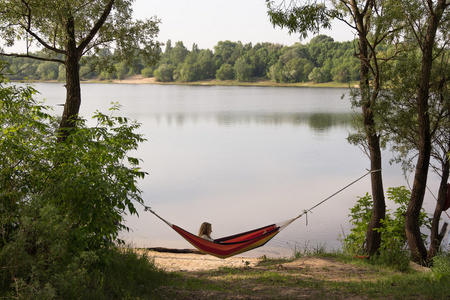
[133,0,356,51]
[1,0,356,53]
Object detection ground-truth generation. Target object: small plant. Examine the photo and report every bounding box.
[342,186,432,270]
[429,253,450,281]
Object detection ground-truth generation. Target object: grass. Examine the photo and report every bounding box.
[7,242,447,299]
[155,250,450,299]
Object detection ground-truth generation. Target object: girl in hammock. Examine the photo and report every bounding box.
[198,222,214,242]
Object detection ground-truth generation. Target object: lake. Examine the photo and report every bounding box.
[30,82,445,257]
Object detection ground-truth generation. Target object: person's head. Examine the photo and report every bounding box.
[198,222,212,237]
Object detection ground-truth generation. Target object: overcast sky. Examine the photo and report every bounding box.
[1,0,356,53]
[133,0,356,50]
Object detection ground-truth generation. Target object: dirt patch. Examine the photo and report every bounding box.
[137,249,398,299]
[276,256,380,282]
[136,249,433,299]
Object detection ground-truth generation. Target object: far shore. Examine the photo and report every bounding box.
[18,75,358,89]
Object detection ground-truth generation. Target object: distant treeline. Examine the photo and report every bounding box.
[3,35,363,84]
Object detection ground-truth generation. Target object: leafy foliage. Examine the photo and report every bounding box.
[2,35,362,84]
[0,0,161,73]
[343,186,432,266]
[265,1,334,38]
[0,78,151,297]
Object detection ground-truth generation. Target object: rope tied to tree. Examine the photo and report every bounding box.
[142,169,380,227]
[294,169,381,225]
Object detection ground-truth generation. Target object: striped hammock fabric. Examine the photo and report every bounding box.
[146,206,296,259]
[172,223,281,259]
[145,170,378,258]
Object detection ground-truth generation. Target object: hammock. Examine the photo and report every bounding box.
[173,223,280,258]
[145,170,379,258]
[145,207,297,258]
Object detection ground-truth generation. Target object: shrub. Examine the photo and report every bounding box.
[141,66,154,77]
[154,63,175,82]
[342,186,432,270]
[216,63,235,80]
[429,253,450,281]
[0,78,152,297]
[234,57,253,82]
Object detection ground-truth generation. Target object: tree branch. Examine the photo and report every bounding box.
[77,0,115,56]
[0,52,64,64]
[81,38,115,56]
[17,0,65,55]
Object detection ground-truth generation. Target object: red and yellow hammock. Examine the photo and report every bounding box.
[172,223,281,258]
[145,207,297,259]
[144,171,379,258]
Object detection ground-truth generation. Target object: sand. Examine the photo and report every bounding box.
[139,250,260,272]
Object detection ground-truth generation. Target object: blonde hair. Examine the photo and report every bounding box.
[198,222,212,237]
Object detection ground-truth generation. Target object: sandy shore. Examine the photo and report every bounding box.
[28,74,356,88]
[111,75,157,84]
[136,248,431,275]
[137,249,260,272]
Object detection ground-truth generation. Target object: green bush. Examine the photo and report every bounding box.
[154,63,175,82]
[0,78,159,298]
[141,66,154,77]
[429,253,450,281]
[216,63,235,80]
[342,186,432,270]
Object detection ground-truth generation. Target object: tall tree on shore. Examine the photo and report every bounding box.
[401,0,449,264]
[266,0,403,255]
[382,44,450,264]
[0,0,160,141]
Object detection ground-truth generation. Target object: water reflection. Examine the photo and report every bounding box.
[150,112,352,131]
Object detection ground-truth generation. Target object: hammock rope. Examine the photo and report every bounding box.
[293,169,381,224]
[142,169,380,258]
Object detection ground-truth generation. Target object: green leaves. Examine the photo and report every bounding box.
[343,186,432,257]
[266,1,334,39]
[1,80,147,252]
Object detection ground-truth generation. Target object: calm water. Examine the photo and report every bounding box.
[30,82,445,257]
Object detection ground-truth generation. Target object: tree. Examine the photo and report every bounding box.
[216,63,235,80]
[266,0,403,255]
[0,0,160,141]
[170,41,189,65]
[175,62,199,82]
[36,61,59,80]
[308,65,331,83]
[383,46,450,264]
[398,0,449,264]
[154,63,175,82]
[195,49,217,80]
[214,40,243,66]
[234,56,253,82]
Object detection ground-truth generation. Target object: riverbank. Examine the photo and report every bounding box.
[110,75,358,88]
[137,249,260,272]
[24,74,357,88]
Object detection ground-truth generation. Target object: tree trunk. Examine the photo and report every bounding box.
[405,0,447,265]
[353,5,386,255]
[364,129,385,254]
[426,159,449,264]
[58,13,81,142]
